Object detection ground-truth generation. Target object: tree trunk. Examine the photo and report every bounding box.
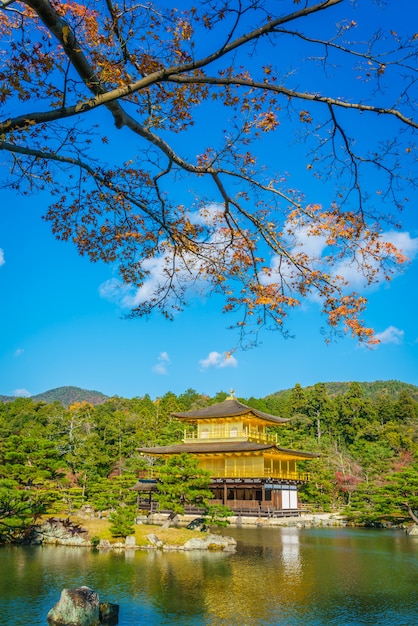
[404,502,418,524]
[161,511,179,529]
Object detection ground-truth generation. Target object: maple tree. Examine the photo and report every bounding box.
[0,0,416,346]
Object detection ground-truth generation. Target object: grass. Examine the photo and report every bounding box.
[65,516,206,546]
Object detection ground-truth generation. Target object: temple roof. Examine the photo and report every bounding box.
[172,398,288,425]
[138,441,318,459]
[130,479,158,491]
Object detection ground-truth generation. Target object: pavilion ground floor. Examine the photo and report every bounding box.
[135,477,306,518]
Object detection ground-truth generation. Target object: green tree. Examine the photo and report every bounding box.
[335,383,378,445]
[0,482,46,542]
[204,504,232,528]
[394,391,418,422]
[306,383,336,444]
[298,469,334,512]
[155,454,214,523]
[373,463,418,524]
[109,506,136,538]
[289,384,307,417]
[375,393,395,426]
[88,475,137,512]
[177,389,206,412]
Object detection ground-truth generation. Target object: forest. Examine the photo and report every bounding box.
[0,381,417,540]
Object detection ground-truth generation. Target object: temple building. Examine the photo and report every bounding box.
[138,393,318,517]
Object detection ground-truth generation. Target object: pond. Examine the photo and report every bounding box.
[1,527,417,625]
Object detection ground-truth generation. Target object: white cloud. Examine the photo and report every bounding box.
[199,351,238,369]
[98,208,232,311]
[262,227,418,295]
[332,230,418,289]
[375,325,404,345]
[188,202,224,226]
[98,201,418,315]
[260,225,327,288]
[292,226,328,258]
[385,230,418,260]
[0,248,4,266]
[152,351,171,375]
[14,348,24,357]
[99,253,204,311]
[98,278,135,305]
[14,388,30,397]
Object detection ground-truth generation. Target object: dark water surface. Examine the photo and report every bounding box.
[1,527,417,625]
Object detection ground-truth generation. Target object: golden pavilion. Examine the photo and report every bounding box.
[138,393,318,516]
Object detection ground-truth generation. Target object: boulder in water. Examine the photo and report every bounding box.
[47,586,119,625]
[99,602,119,625]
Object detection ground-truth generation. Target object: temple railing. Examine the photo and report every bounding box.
[139,469,310,482]
[208,469,310,481]
[137,501,303,518]
[183,428,278,444]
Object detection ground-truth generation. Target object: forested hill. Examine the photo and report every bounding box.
[0,379,417,529]
[0,386,109,407]
[268,380,418,402]
[1,380,417,407]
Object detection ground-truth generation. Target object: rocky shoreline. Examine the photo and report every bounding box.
[26,517,238,552]
[20,512,418,552]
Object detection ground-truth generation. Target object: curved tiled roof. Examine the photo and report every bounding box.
[138,441,318,459]
[172,398,288,424]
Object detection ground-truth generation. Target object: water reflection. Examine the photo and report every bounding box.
[0,528,417,625]
[280,528,301,575]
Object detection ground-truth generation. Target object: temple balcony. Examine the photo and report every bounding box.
[138,468,310,482]
[209,468,310,481]
[183,428,278,445]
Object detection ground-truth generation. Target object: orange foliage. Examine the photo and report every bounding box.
[0,0,416,347]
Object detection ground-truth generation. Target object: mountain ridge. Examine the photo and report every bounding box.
[267,379,418,401]
[1,379,417,407]
[0,385,109,407]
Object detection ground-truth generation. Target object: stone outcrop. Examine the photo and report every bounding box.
[47,587,100,625]
[146,533,164,548]
[29,518,90,546]
[22,515,238,552]
[99,602,119,625]
[47,587,118,626]
[407,524,418,536]
[183,533,237,551]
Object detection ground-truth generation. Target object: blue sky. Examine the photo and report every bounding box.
[1,0,417,400]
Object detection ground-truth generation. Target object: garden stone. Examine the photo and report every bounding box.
[125,535,136,547]
[47,586,100,626]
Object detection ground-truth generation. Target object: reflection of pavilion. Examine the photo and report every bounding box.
[280,529,302,574]
[138,394,318,517]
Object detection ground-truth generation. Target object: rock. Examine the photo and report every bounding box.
[183,537,207,550]
[147,533,164,548]
[407,524,418,536]
[99,539,111,549]
[47,586,100,626]
[99,602,119,625]
[183,534,237,552]
[207,534,236,551]
[47,588,119,625]
[34,519,89,547]
[125,535,136,548]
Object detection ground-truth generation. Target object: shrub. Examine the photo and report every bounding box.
[109,506,135,538]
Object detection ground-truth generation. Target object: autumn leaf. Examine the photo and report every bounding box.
[0,0,415,348]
